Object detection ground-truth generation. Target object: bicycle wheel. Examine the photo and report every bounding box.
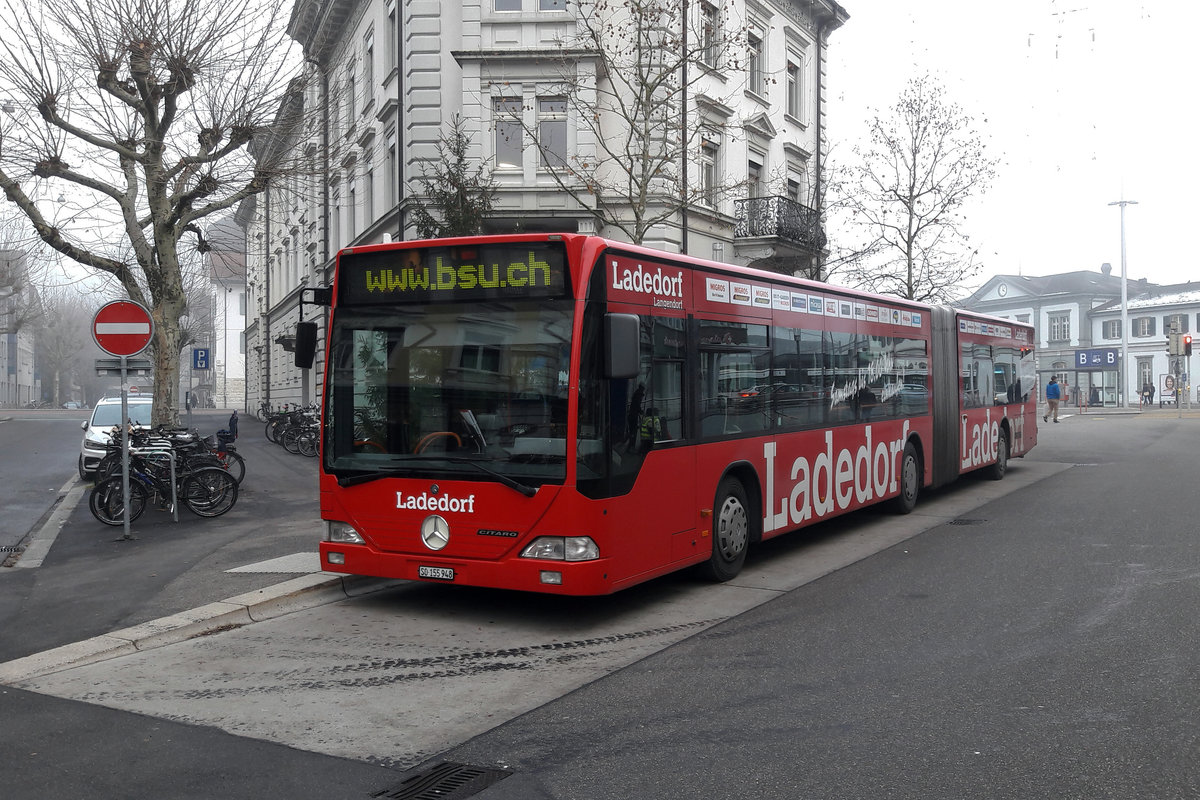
[281,427,302,454]
[297,430,318,457]
[95,453,120,482]
[218,450,246,484]
[179,467,239,518]
[89,477,148,526]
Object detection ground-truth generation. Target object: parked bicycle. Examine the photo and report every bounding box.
[89,446,239,526]
[261,403,319,458]
[95,425,244,485]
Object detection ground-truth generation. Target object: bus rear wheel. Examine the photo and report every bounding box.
[702,477,750,582]
[987,429,1009,481]
[892,442,920,515]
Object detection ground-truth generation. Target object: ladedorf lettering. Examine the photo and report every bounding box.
[612,263,684,298]
[396,491,476,513]
[762,422,911,533]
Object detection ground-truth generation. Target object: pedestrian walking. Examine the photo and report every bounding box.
[1044,375,1062,423]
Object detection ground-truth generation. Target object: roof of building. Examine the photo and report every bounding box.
[1092,282,1200,313]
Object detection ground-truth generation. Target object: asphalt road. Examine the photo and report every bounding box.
[0,408,88,557]
[1,408,1198,799]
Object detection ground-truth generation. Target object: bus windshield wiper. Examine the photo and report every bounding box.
[444,457,537,497]
[336,467,411,487]
[335,456,537,496]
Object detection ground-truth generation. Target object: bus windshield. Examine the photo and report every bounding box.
[324,300,575,487]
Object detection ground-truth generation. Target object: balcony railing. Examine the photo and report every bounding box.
[733,196,826,251]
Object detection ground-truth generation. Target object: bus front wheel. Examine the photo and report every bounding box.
[702,477,750,582]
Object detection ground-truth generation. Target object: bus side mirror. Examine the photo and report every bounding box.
[295,321,318,369]
[604,313,639,379]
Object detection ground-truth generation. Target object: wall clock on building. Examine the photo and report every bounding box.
[997,283,1008,297]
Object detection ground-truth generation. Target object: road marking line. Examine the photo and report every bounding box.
[13,476,83,569]
[226,552,322,574]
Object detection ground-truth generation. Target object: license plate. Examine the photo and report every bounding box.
[418,565,455,581]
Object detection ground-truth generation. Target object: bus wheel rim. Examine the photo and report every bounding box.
[717,496,748,560]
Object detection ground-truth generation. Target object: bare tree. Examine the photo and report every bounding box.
[0,211,51,334]
[410,115,499,240]
[34,285,104,405]
[503,0,747,245]
[0,0,304,424]
[829,74,999,302]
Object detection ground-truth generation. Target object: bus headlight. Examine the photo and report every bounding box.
[325,520,365,544]
[520,536,599,562]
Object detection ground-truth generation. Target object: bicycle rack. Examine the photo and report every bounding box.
[129,445,178,522]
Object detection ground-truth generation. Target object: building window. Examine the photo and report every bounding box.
[1048,313,1070,343]
[363,30,374,94]
[537,97,567,169]
[1163,313,1188,334]
[495,0,520,10]
[699,2,719,68]
[494,97,523,170]
[699,131,720,207]
[747,158,763,198]
[786,60,801,118]
[1137,357,1153,390]
[331,186,341,248]
[539,0,565,9]
[1133,316,1155,337]
[747,31,764,95]
[365,164,375,223]
[1102,320,1120,339]
[346,65,356,125]
[386,129,397,207]
[387,1,397,70]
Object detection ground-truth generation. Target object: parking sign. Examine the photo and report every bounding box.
[193,348,210,370]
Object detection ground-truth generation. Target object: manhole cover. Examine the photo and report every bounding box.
[374,762,513,800]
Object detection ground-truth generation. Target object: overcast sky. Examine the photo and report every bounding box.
[825,0,1197,293]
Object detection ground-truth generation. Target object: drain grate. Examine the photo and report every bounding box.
[948,518,986,526]
[373,761,514,800]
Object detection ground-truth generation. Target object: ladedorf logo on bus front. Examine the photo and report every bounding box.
[396,491,476,513]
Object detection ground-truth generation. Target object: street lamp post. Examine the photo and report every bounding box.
[1108,199,1137,406]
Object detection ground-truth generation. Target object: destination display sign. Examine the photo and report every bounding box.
[338,242,569,305]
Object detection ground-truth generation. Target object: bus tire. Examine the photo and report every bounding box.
[892,442,920,515]
[986,429,1009,481]
[702,477,751,582]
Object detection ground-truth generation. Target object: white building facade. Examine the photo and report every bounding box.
[964,267,1200,408]
[241,0,849,415]
[0,249,39,408]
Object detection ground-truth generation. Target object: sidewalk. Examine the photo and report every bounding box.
[0,407,401,674]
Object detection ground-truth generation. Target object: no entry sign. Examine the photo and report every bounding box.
[93,300,154,357]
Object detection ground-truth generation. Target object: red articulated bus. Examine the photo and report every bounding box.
[298,233,1037,595]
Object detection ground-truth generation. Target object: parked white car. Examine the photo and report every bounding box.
[79,396,154,479]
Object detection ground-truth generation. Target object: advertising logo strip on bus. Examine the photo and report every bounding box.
[608,253,924,330]
[958,317,1032,344]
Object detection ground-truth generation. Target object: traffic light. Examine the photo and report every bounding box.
[1168,331,1181,356]
[1186,334,1193,357]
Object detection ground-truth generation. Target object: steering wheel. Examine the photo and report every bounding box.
[414,431,462,453]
